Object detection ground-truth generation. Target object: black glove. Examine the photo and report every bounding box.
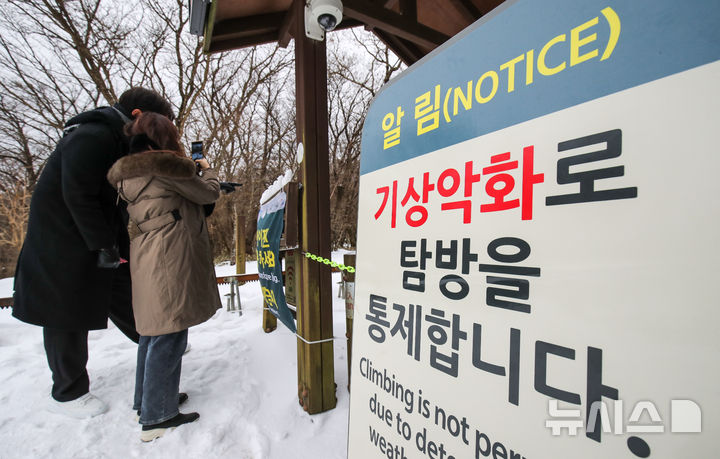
[97,246,121,269]
[219,182,242,194]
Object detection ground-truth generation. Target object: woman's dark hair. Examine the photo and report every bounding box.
[118,87,175,120]
[125,112,185,158]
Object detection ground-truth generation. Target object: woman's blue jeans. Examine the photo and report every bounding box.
[133,329,188,425]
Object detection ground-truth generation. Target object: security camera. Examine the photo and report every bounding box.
[314,0,342,31]
[305,0,343,41]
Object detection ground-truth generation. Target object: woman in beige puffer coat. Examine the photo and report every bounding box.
[107,112,221,441]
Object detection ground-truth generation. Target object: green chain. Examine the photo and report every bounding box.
[302,251,356,273]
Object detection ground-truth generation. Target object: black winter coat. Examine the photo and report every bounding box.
[12,106,133,330]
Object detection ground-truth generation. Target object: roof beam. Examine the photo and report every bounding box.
[343,0,450,49]
[212,12,286,40]
[449,0,482,21]
[399,0,417,20]
[211,15,363,53]
[372,28,422,66]
[201,0,217,53]
[277,5,296,48]
[210,32,281,53]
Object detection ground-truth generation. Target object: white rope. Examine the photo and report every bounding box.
[261,308,342,344]
[295,334,339,345]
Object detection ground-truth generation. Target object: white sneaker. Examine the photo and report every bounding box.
[47,393,108,419]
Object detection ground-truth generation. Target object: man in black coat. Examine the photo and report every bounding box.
[12,87,175,418]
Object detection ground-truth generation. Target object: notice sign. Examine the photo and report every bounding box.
[257,191,296,333]
[348,1,720,458]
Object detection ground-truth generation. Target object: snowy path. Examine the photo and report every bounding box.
[0,260,351,459]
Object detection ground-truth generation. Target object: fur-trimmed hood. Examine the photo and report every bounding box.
[107,151,196,186]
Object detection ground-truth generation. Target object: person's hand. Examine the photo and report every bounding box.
[219,182,242,194]
[195,158,210,170]
[97,246,122,269]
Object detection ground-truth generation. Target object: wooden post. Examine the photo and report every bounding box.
[235,211,246,275]
[262,301,278,333]
[343,253,356,392]
[234,212,245,315]
[293,0,336,414]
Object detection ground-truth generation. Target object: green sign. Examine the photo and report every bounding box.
[257,191,296,333]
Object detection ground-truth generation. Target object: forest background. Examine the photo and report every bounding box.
[0,0,404,277]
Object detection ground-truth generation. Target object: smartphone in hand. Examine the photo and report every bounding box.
[191,141,204,161]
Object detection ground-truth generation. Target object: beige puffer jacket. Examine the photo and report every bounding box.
[107,151,222,336]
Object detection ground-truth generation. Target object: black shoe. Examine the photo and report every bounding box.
[140,412,199,442]
[135,393,188,420]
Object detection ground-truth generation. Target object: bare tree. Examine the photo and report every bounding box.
[121,0,211,135]
[0,0,403,269]
[0,186,30,276]
[201,46,296,258]
[0,0,141,195]
[0,0,298,262]
[326,29,404,248]
[0,96,46,193]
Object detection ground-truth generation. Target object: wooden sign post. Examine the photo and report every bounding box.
[293,0,336,414]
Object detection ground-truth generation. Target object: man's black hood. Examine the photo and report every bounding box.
[63,104,130,133]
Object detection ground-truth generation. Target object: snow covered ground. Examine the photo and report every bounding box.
[0,253,352,459]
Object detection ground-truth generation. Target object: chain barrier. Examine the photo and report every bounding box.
[301,251,356,273]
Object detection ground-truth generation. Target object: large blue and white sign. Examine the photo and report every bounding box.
[348,0,720,458]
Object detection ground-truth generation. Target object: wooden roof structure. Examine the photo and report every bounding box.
[191,0,505,64]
